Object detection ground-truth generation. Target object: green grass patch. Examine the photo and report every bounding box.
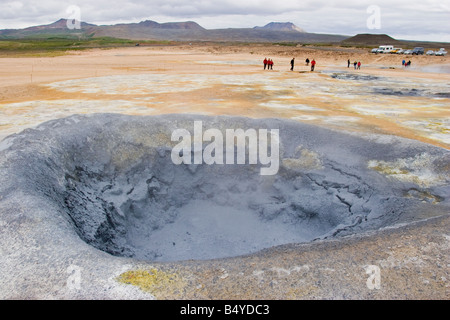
[0,37,175,57]
[272,42,297,46]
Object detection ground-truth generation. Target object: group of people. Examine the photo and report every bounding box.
[263,58,274,70]
[402,59,411,67]
[263,57,316,72]
[348,59,362,69]
[289,57,316,71]
[263,56,413,73]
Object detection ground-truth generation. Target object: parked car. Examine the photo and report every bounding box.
[391,48,402,54]
[435,48,447,56]
[426,50,435,55]
[371,48,379,53]
[412,47,424,55]
[396,49,405,54]
[403,49,412,55]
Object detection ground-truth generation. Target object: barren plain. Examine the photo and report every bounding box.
[0,44,449,300]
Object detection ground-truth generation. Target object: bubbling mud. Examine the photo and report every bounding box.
[1,114,448,262]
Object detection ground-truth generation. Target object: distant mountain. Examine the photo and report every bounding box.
[25,18,97,30]
[254,22,305,33]
[0,18,96,38]
[90,20,207,39]
[112,20,204,30]
[1,19,447,46]
[340,33,449,49]
[0,19,347,43]
[342,33,401,46]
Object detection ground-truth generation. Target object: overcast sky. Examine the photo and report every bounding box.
[1,0,449,42]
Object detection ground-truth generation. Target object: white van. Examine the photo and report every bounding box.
[376,45,394,54]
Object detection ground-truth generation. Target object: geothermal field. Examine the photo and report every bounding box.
[0,44,449,299]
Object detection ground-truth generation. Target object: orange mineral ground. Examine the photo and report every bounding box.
[0,44,449,149]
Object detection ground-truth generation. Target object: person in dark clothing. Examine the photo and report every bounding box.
[305,58,310,66]
[348,59,351,68]
[353,61,357,69]
[290,58,295,71]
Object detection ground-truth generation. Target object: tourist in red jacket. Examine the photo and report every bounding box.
[310,59,316,71]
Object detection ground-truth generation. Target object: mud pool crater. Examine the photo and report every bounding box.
[1,114,448,262]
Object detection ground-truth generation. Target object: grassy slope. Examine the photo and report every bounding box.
[0,36,174,57]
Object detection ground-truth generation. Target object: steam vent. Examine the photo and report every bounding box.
[0,113,449,299]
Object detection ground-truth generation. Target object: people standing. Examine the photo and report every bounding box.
[290,58,295,71]
[348,59,350,68]
[305,58,310,66]
[263,58,268,70]
[353,61,357,69]
[357,61,361,70]
[402,59,405,66]
[310,59,316,71]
